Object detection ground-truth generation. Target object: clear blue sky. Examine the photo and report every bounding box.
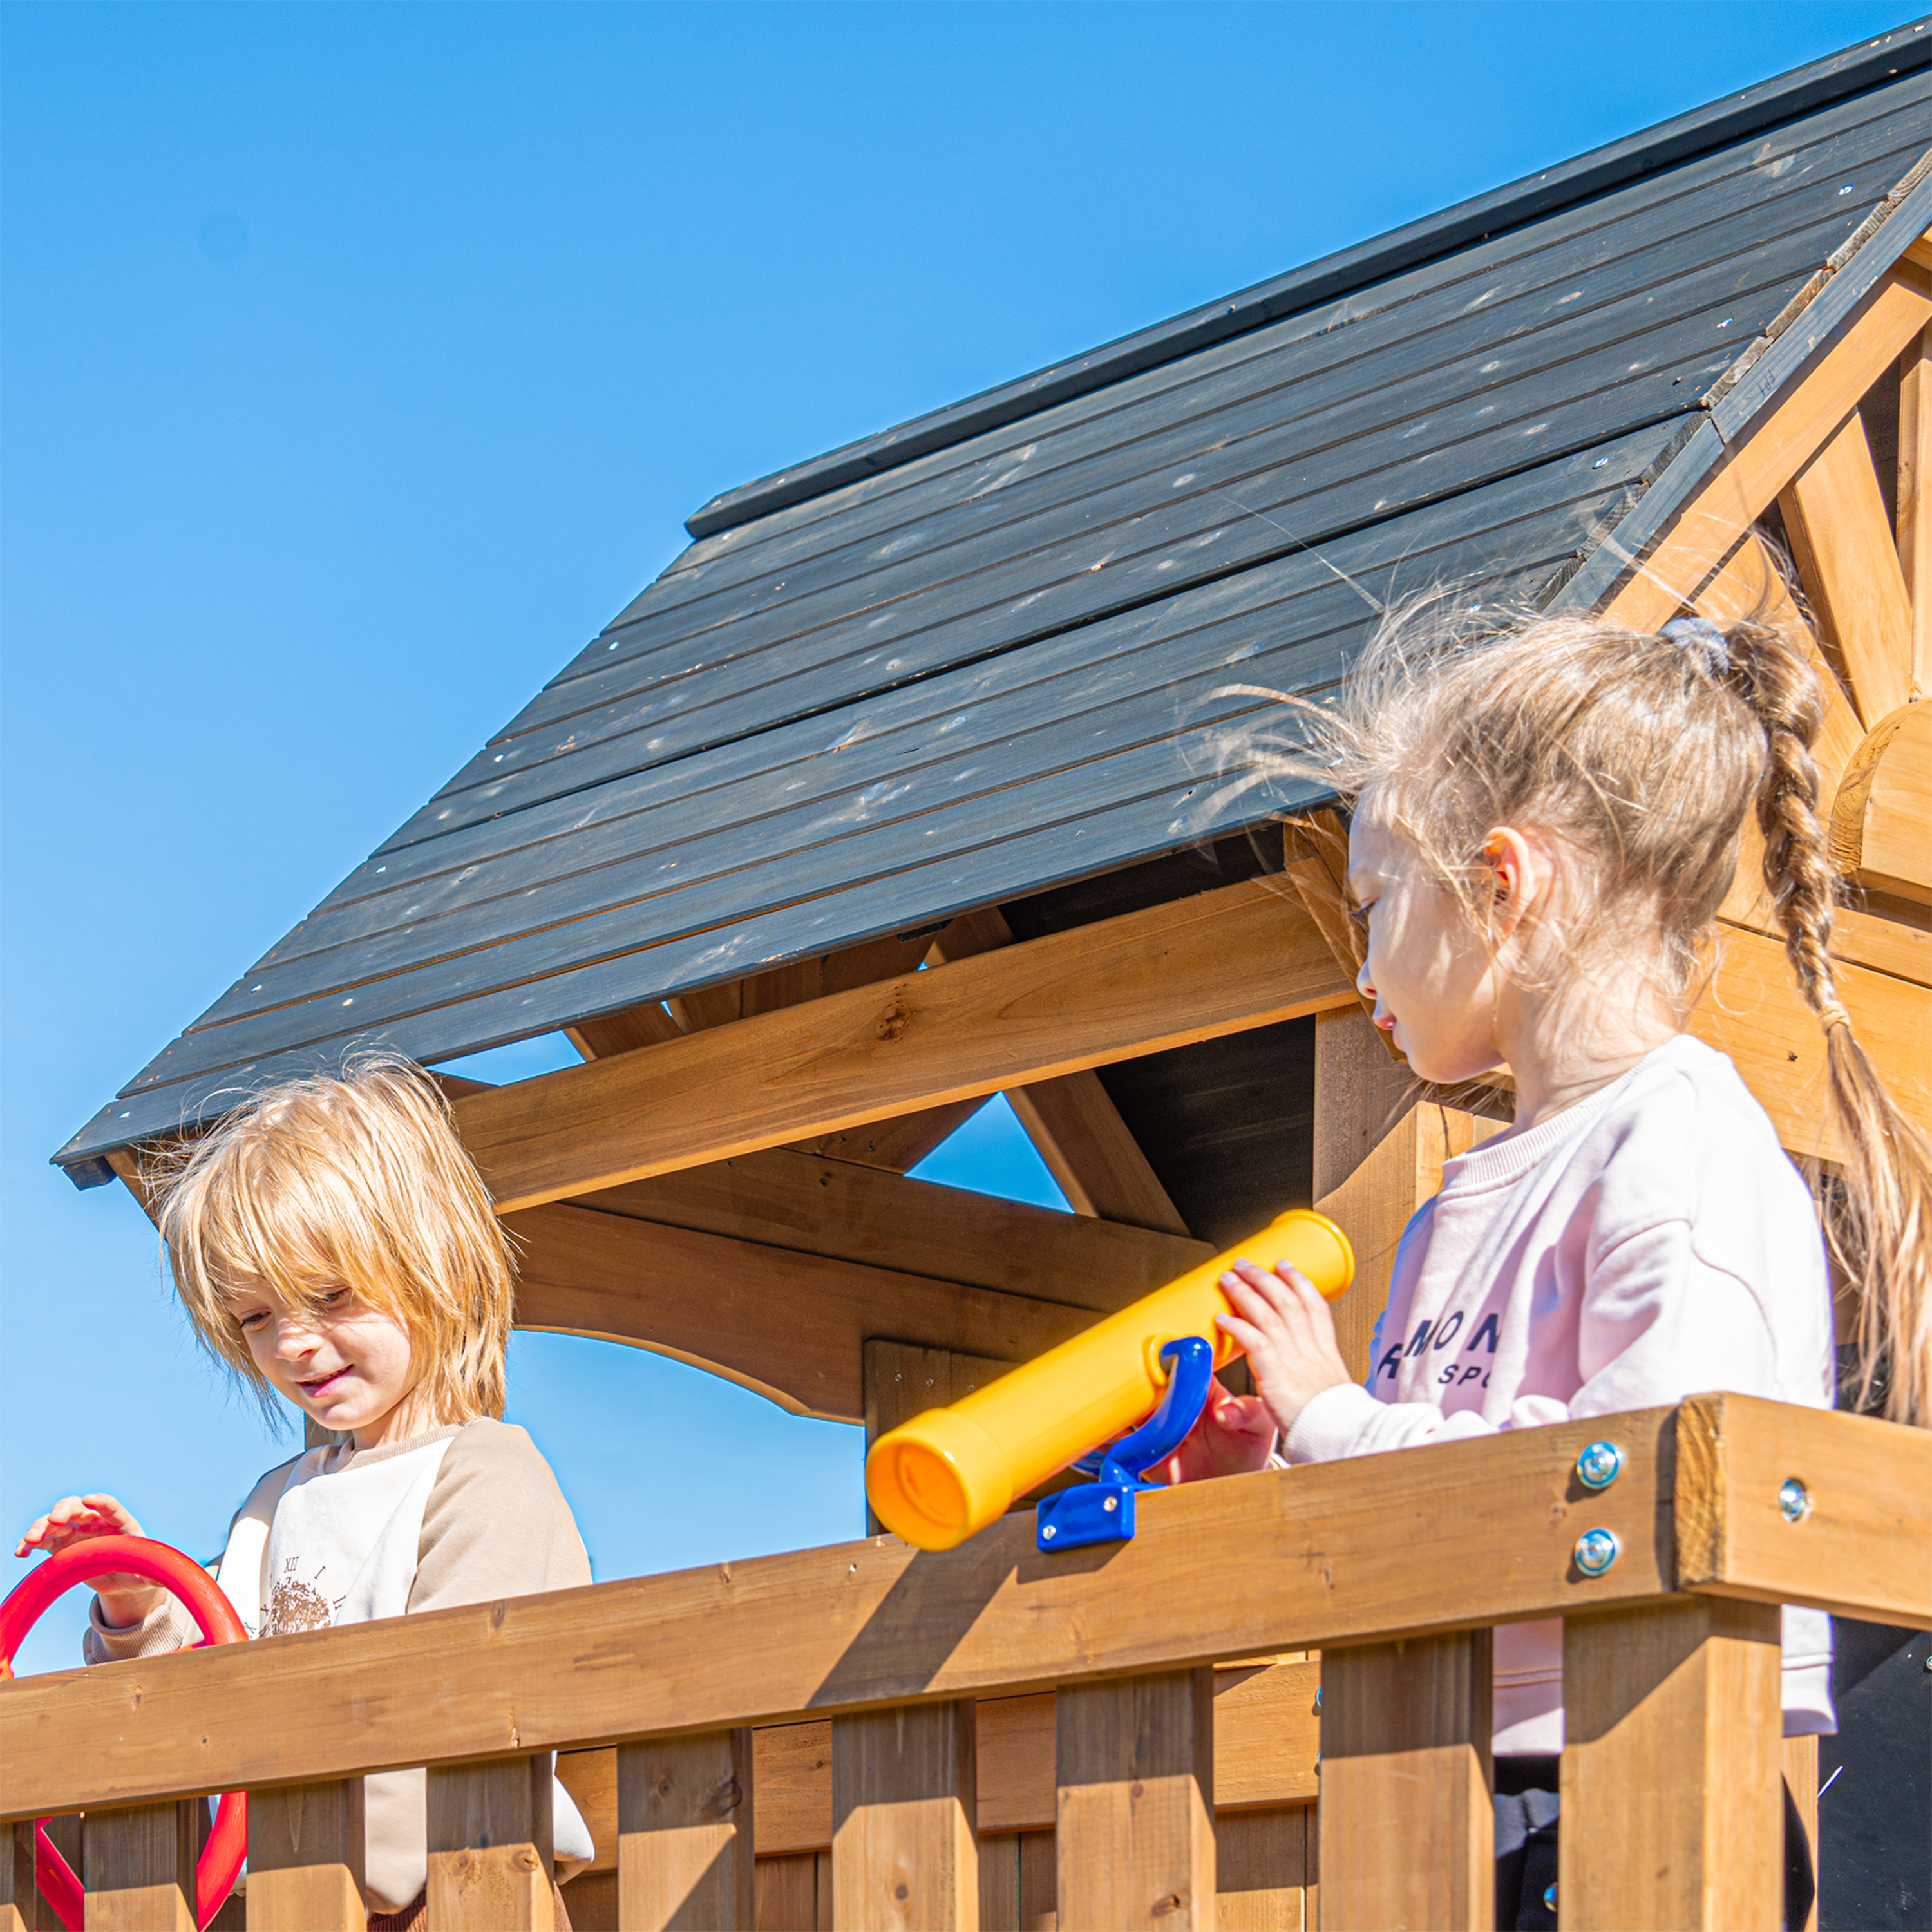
[1,0,1911,1672]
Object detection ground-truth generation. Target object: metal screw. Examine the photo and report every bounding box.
[1574,1527,1620,1576]
[1041,1524,1057,1540]
[1575,1440,1623,1491]
[1103,1496,1118,1513]
[1779,1478,1812,1522]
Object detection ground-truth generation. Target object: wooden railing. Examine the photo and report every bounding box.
[3,1394,1925,1931]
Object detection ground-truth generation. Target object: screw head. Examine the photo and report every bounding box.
[1779,1477,1812,1522]
[1103,1495,1118,1512]
[1041,1524,1057,1540]
[1574,1527,1620,1577]
[1575,1439,1623,1491]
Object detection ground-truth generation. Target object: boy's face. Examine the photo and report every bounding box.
[223,1274,423,1450]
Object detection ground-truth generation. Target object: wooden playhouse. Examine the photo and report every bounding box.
[10,24,1932,1931]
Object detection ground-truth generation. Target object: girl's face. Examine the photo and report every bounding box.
[1345,804,1510,1086]
[223,1274,424,1450]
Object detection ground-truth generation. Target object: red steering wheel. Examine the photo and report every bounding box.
[1,1535,249,1932]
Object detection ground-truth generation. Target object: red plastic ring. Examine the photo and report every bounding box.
[1,1535,249,1931]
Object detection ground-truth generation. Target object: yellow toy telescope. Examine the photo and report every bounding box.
[864,1208,1354,1552]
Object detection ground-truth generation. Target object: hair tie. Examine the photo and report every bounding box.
[1817,999,1852,1031]
[1661,614,1733,678]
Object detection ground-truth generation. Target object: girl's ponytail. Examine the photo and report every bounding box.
[1723,616,1932,1426]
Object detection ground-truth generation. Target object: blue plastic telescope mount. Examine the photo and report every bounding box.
[1034,1336,1217,1553]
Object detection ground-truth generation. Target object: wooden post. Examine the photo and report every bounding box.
[427,1754,556,1932]
[1561,1600,1783,1932]
[1899,323,1932,701]
[245,1779,366,1931]
[1318,1632,1493,1931]
[1311,1008,1416,1201]
[1,1821,34,1932]
[1056,1669,1214,1931]
[83,1801,198,1932]
[831,1702,978,1932]
[864,1341,1014,1534]
[617,1729,755,1930]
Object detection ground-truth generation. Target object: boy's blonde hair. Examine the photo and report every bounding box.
[147,1056,516,1425]
[1220,589,1931,1428]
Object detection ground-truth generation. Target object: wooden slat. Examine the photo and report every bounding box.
[578,1150,1208,1315]
[1215,1807,1311,1932]
[1605,265,1932,631]
[977,1833,1020,1932]
[1896,323,1932,701]
[750,1726,831,1859]
[617,1730,754,1931]
[426,1755,555,1932]
[244,1779,365,1931]
[509,1203,1109,1423]
[752,1853,817,1932]
[83,1801,196,1932]
[457,879,1356,1211]
[1,1821,33,1932]
[1687,922,1932,1162]
[1780,408,1916,723]
[1783,1735,1820,1932]
[1674,1391,1932,1624]
[1561,1599,1783,1932]
[831,1702,976,1931]
[1056,1669,1213,1930]
[1830,700,1932,905]
[1018,1832,1055,1931]
[1318,1633,1493,1931]
[1,1409,1708,1818]
[569,1001,685,1058]
[1310,1007,1417,1201]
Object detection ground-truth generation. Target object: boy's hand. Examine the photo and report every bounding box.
[14,1494,164,1628]
[1151,1374,1278,1484]
[1215,1258,1352,1435]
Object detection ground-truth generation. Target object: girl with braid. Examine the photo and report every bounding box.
[1173,600,1931,1929]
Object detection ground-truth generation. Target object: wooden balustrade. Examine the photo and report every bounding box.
[2,1395,1925,1932]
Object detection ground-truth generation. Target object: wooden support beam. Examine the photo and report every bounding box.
[1560,1599,1783,1932]
[577,1148,1208,1312]
[426,1754,555,1932]
[617,1730,755,1931]
[244,1779,365,1931]
[1830,701,1932,907]
[83,1801,196,1932]
[1896,323,1932,701]
[1055,1669,1214,1931]
[788,1101,989,1177]
[1318,1632,1493,1932]
[568,1001,684,1059]
[1,1821,33,1932]
[1779,409,1916,723]
[831,1702,977,1932]
[455,879,1354,1212]
[1310,1007,1420,1202]
[1605,265,1932,632]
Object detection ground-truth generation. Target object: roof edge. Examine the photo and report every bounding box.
[684,18,1932,542]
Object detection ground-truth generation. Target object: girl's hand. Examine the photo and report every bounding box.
[14,1494,164,1628]
[1215,1259,1352,1435]
[1151,1375,1278,1484]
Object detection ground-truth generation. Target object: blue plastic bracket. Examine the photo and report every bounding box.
[1035,1336,1216,1552]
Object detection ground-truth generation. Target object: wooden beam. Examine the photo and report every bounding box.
[1605,265,1932,632]
[245,1780,366,1931]
[427,1755,555,1932]
[567,1001,684,1059]
[1896,324,1932,701]
[1560,1600,1783,1932]
[1830,701,1932,907]
[508,1202,1122,1423]
[575,1147,1208,1311]
[455,879,1355,1213]
[0,1821,31,1932]
[1310,1008,1421,1201]
[831,1702,977,1932]
[617,1730,755,1931]
[1779,409,1916,724]
[788,1101,990,1177]
[1055,1669,1214,1931]
[1721,901,1932,990]
[1318,1632,1493,1931]
[929,909,1189,1235]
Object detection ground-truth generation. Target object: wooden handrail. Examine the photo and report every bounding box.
[3,1395,1922,1824]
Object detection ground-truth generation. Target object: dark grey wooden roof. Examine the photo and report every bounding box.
[57,22,1932,1178]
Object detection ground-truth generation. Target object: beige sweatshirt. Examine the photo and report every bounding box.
[86,1417,595,1909]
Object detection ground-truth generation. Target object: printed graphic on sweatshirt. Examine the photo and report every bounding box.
[1372,1309,1502,1392]
[263,1555,346,1635]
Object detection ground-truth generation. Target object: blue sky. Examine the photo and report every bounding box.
[0,0,1911,1672]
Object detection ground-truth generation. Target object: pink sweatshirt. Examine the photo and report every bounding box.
[1285,1034,1836,1754]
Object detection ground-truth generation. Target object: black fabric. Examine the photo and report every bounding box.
[1492,1756,1818,1930]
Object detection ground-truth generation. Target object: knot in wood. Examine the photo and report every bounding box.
[706,1778,743,1817]
[1152,1892,1185,1916]
[895,1883,911,1902]
[874,1000,911,1043]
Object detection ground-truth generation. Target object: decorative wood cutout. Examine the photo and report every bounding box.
[1830,703,1932,905]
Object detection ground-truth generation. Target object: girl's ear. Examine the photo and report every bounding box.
[1481,826,1549,936]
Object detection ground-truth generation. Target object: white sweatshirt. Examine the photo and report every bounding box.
[88,1417,596,1911]
[1285,1034,1836,1755]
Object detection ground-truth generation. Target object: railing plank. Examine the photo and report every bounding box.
[831,1701,976,1931]
[1561,1600,1783,1932]
[2,1821,33,1932]
[245,1779,365,1930]
[1217,1807,1312,1931]
[1056,1669,1214,1930]
[1318,1632,1493,1931]
[426,1754,555,1931]
[616,1730,754,1930]
[84,1801,197,1932]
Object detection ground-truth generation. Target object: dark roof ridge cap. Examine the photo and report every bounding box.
[683,17,1932,543]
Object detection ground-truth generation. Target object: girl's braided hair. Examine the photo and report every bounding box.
[1215,591,1930,1426]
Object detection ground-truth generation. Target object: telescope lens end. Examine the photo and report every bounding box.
[865,1410,1014,1551]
